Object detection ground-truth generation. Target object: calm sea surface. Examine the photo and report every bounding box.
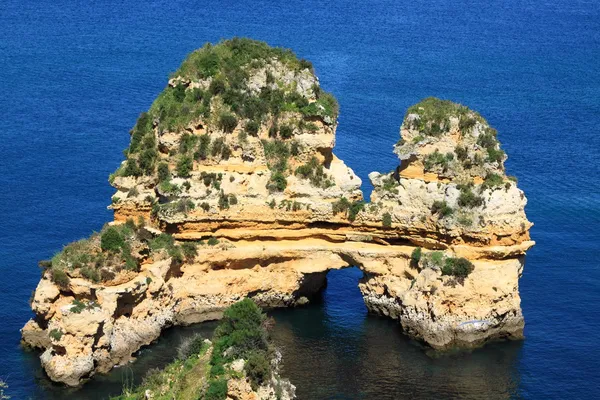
[1,0,599,398]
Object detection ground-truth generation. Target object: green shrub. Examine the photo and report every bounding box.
[269,199,276,209]
[405,97,478,137]
[51,268,70,287]
[221,144,232,160]
[348,201,365,222]
[179,133,198,154]
[229,194,238,205]
[486,147,505,163]
[157,162,170,182]
[127,187,139,198]
[381,176,399,193]
[181,242,198,262]
[176,155,193,177]
[205,378,228,400]
[458,187,484,208]
[245,351,272,390]
[482,172,504,190]
[209,77,226,95]
[194,134,211,160]
[477,131,497,148]
[459,115,477,132]
[457,215,473,226]
[207,237,219,246]
[431,200,453,217]
[218,191,230,210]
[332,197,351,215]
[411,247,422,265]
[245,120,260,136]
[159,179,180,196]
[455,145,468,161]
[49,328,63,341]
[429,251,444,267]
[382,212,392,228]
[290,141,301,156]
[138,147,158,175]
[81,266,100,283]
[294,157,333,189]
[149,233,175,251]
[268,171,287,192]
[100,226,125,252]
[279,125,293,139]
[442,257,474,278]
[423,150,449,171]
[219,113,238,133]
[70,299,86,314]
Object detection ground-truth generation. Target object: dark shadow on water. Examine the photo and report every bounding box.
[269,267,524,400]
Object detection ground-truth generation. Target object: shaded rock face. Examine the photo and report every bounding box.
[21,40,534,386]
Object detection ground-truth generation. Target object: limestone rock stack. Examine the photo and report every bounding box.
[21,39,534,387]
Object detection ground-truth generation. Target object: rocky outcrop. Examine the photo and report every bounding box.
[22,39,534,386]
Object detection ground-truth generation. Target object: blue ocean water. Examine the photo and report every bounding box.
[0,0,599,398]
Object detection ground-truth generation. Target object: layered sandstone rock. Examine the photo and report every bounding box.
[22,39,534,387]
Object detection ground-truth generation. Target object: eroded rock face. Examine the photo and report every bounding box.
[21,41,534,386]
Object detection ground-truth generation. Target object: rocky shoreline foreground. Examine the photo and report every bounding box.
[21,38,534,388]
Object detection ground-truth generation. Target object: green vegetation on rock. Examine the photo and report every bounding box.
[112,38,339,183]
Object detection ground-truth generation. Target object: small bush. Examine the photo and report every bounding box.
[70,299,86,314]
[486,147,505,163]
[382,212,392,228]
[246,120,260,136]
[127,187,139,198]
[442,257,474,278]
[411,247,422,265]
[245,351,272,390]
[51,268,70,288]
[482,172,504,190]
[348,201,365,222]
[176,155,193,178]
[207,237,219,246]
[81,266,100,283]
[458,187,484,208]
[181,242,198,262]
[195,134,211,160]
[424,150,449,171]
[209,78,226,95]
[49,328,63,341]
[268,171,287,192]
[455,145,468,161]
[205,378,228,400]
[219,113,238,133]
[332,197,351,215]
[279,125,293,139]
[431,200,453,217]
[100,226,125,252]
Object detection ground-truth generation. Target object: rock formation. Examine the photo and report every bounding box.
[21,38,534,387]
